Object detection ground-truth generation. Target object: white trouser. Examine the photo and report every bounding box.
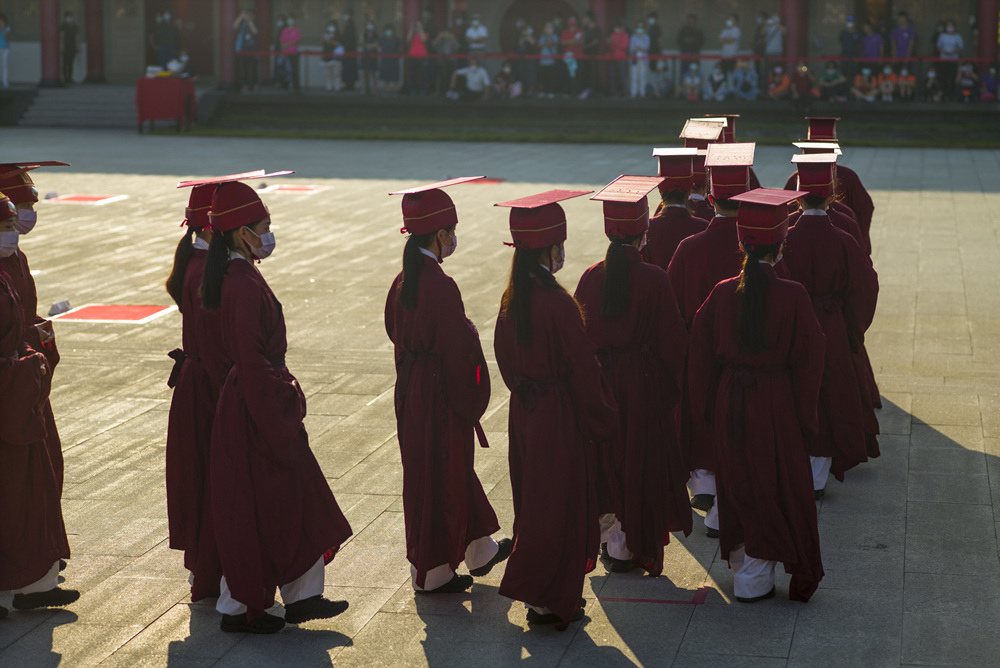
[216,556,325,615]
[729,544,776,599]
[630,62,648,97]
[810,456,833,491]
[0,49,8,87]
[410,535,499,591]
[704,499,719,531]
[9,561,60,595]
[599,513,632,560]
[688,469,716,496]
[323,61,343,91]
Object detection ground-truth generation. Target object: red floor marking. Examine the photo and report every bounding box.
[258,185,326,194]
[52,304,176,324]
[469,178,505,185]
[598,583,712,606]
[47,194,129,205]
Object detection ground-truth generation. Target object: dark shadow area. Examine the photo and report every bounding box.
[0,610,77,668]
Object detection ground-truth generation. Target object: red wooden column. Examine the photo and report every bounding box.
[979,0,999,64]
[782,0,806,61]
[219,0,238,88]
[403,0,420,33]
[256,0,272,81]
[39,0,60,86]
[84,0,106,83]
[430,0,448,32]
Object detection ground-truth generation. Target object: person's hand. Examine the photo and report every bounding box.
[36,322,54,345]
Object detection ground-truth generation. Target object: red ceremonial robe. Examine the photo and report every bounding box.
[788,209,863,250]
[0,269,69,590]
[688,197,715,225]
[573,246,692,575]
[211,259,352,618]
[384,256,500,589]
[688,266,826,602]
[495,277,618,627]
[165,248,228,601]
[783,213,879,481]
[0,251,63,498]
[642,206,709,272]
[783,168,874,253]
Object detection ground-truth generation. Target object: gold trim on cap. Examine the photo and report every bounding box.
[210,200,263,217]
[510,221,566,233]
[403,205,456,222]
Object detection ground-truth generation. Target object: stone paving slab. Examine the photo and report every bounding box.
[0,128,997,666]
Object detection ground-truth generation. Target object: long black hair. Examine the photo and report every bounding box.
[601,233,641,318]
[397,226,452,310]
[165,226,196,309]
[735,241,781,352]
[500,244,574,347]
[200,228,242,312]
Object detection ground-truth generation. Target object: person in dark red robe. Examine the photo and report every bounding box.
[687,153,716,223]
[164,183,227,602]
[494,190,618,630]
[783,157,880,494]
[197,174,353,634]
[666,142,757,538]
[783,162,872,255]
[574,176,691,576]
[384,177,509,595]
[0,193,76,613]
[644,148,709,272]
[688,187,826,603]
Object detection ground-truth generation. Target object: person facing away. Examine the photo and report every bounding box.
[384,179,512,595]
[59,11,78,84]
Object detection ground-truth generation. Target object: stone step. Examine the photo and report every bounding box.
[17,84,196,129]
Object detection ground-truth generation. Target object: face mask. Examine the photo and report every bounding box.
[277,21,284,27]
[648,18,655,25]
[900,69,908,76]
[15,209,37,234]
[327,27,335,33]
[163,13,171,21]
[551,246,565,274]
[66,17,73,23]
[846,22,854,29]
[862,68,871,76]
[946,26,955,33]
[526,28,533,35]
[385,30,392,36]
[343,15,350,21]
[440,232,457,259]
[726,20,733,27]
[246,227,275,259]
[636,28,644,34]
[757,17,764,25]
[991,69,997,75]
[287,19,294,26]
[928,71,936,78]
[0,230,18,258]
[883,67,892,74]
[180,54,189,63]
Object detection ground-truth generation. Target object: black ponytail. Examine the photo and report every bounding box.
[735,241,781,352]
[200,230,239,312]
[398,228,448,310]
[601,234,641,318]
[500,244,575,347]
[165,226,196,309]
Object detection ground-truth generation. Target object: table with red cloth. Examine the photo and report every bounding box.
[135,77,197,132]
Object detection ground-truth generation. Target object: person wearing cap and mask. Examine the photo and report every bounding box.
[688,187,826,604]
[384,178,511,596]
[164,181,234,603]
[646,148,709,270]
[494,190,618,630]
[197,174,352,633]
[783,156,879,497]
[0,193,78,615]
[573,176,691,576]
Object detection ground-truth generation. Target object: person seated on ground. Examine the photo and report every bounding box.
[447,58,490,101]
[818,61,847,102]
[924,67,943,102]
[730,60,759,100]
[682,63,703,100]
[652,53,674,99]
[495,60,521,99]
[877,64,896,101]
[896,66,916,100]
[956,62,980,102]
[981,65,997,102]
[851,67,877,101]
[703,62,730,101]
[766,65,790,100]
[790,62,816,113]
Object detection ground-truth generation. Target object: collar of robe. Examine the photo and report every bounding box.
[193,236,210,251]
[802,208,827,216]
[418,247,441,263]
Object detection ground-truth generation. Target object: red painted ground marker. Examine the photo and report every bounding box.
[598,583,712,606]
[258,185,327,194]
[52,304,177,324]
[470,178,506,185]
[47,194,129,206]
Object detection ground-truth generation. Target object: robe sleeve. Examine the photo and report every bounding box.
[434,275,490,423]
[652,271,688,409]
[666,250,688,325]
[842,239,879,353]
[687,287,719,424]
[0,351,50,446]
[15,253,59,368]
[493,314,516,392]
[789,287,827,434]
[230,278,306,451]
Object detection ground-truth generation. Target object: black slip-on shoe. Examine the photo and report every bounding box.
[59,560,67,572]
[814,489,826,500]
[606,556,635,573]
[469,538,513,577]
[417,573,474,594]
[735,586,776,604]
[12,587,80,610]
[0,606,7,620]
[705,527,720,539]
[527,607,585,625]
[220,612,285,634]
[690,494,715,512]
[283,595,349,624]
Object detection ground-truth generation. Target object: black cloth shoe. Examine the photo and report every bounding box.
[59,560,67,572]
[691,494,715,512]
[469,538,513,577]
[220,612,285,634]
[12,587,80,610]
[814,489,825,500]
[706,527,720,538]
[417,573,473,594]
[580,598,587,608]
[735,586,776,604]
[0,606,7,620]
[283,595,349,624]
[527,607,585,625]
[605,556,635,573]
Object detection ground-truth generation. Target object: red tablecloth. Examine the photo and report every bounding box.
[135,78,197,129]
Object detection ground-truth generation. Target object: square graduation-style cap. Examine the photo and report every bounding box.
[704,114,739,142]
[176,170,293,232]
[0,161,71,204]
[176,170,283,188]
[680,119,725,149]
[730,188,809,248]
[793,141,843,156]
[496,189,592,249]
[653,148,698,193]
[792,153,837,198]
[591,175,664,237]
[390,176,485,235]
[806,117,839,141]
[705,142,755,199]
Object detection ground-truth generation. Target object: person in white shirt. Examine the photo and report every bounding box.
[935,20,964,100]
[465,15,488,56]
[718,13,741,75]
[448,58,491,100]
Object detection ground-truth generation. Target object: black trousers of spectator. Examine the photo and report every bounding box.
[62,50,76,83]
[609,60,627,96]
[288,53,300,90]
[938,60,958,100]
[437,58,456,95]
[237,54,259,89]
[538,63,556,94]
[580,57,597,92]
[720,58,736,76]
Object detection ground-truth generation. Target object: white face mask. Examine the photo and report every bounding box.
[15,209,37,234]
[440,231,457,260]
[246,227,276,259]
[551,246,565,273]
[163,12,171,21]
[0,230,19,257]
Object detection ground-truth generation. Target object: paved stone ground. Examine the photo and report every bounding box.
[0,128,997,667]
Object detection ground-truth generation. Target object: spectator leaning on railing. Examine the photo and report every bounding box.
[890,12,916,61]
[718,13,740,75]
[678,14,704,65]
[629,20,650,99]
[839,16,860,77]
[360,23,379,95]
[608,19,629,97]
[936,20,964,100]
